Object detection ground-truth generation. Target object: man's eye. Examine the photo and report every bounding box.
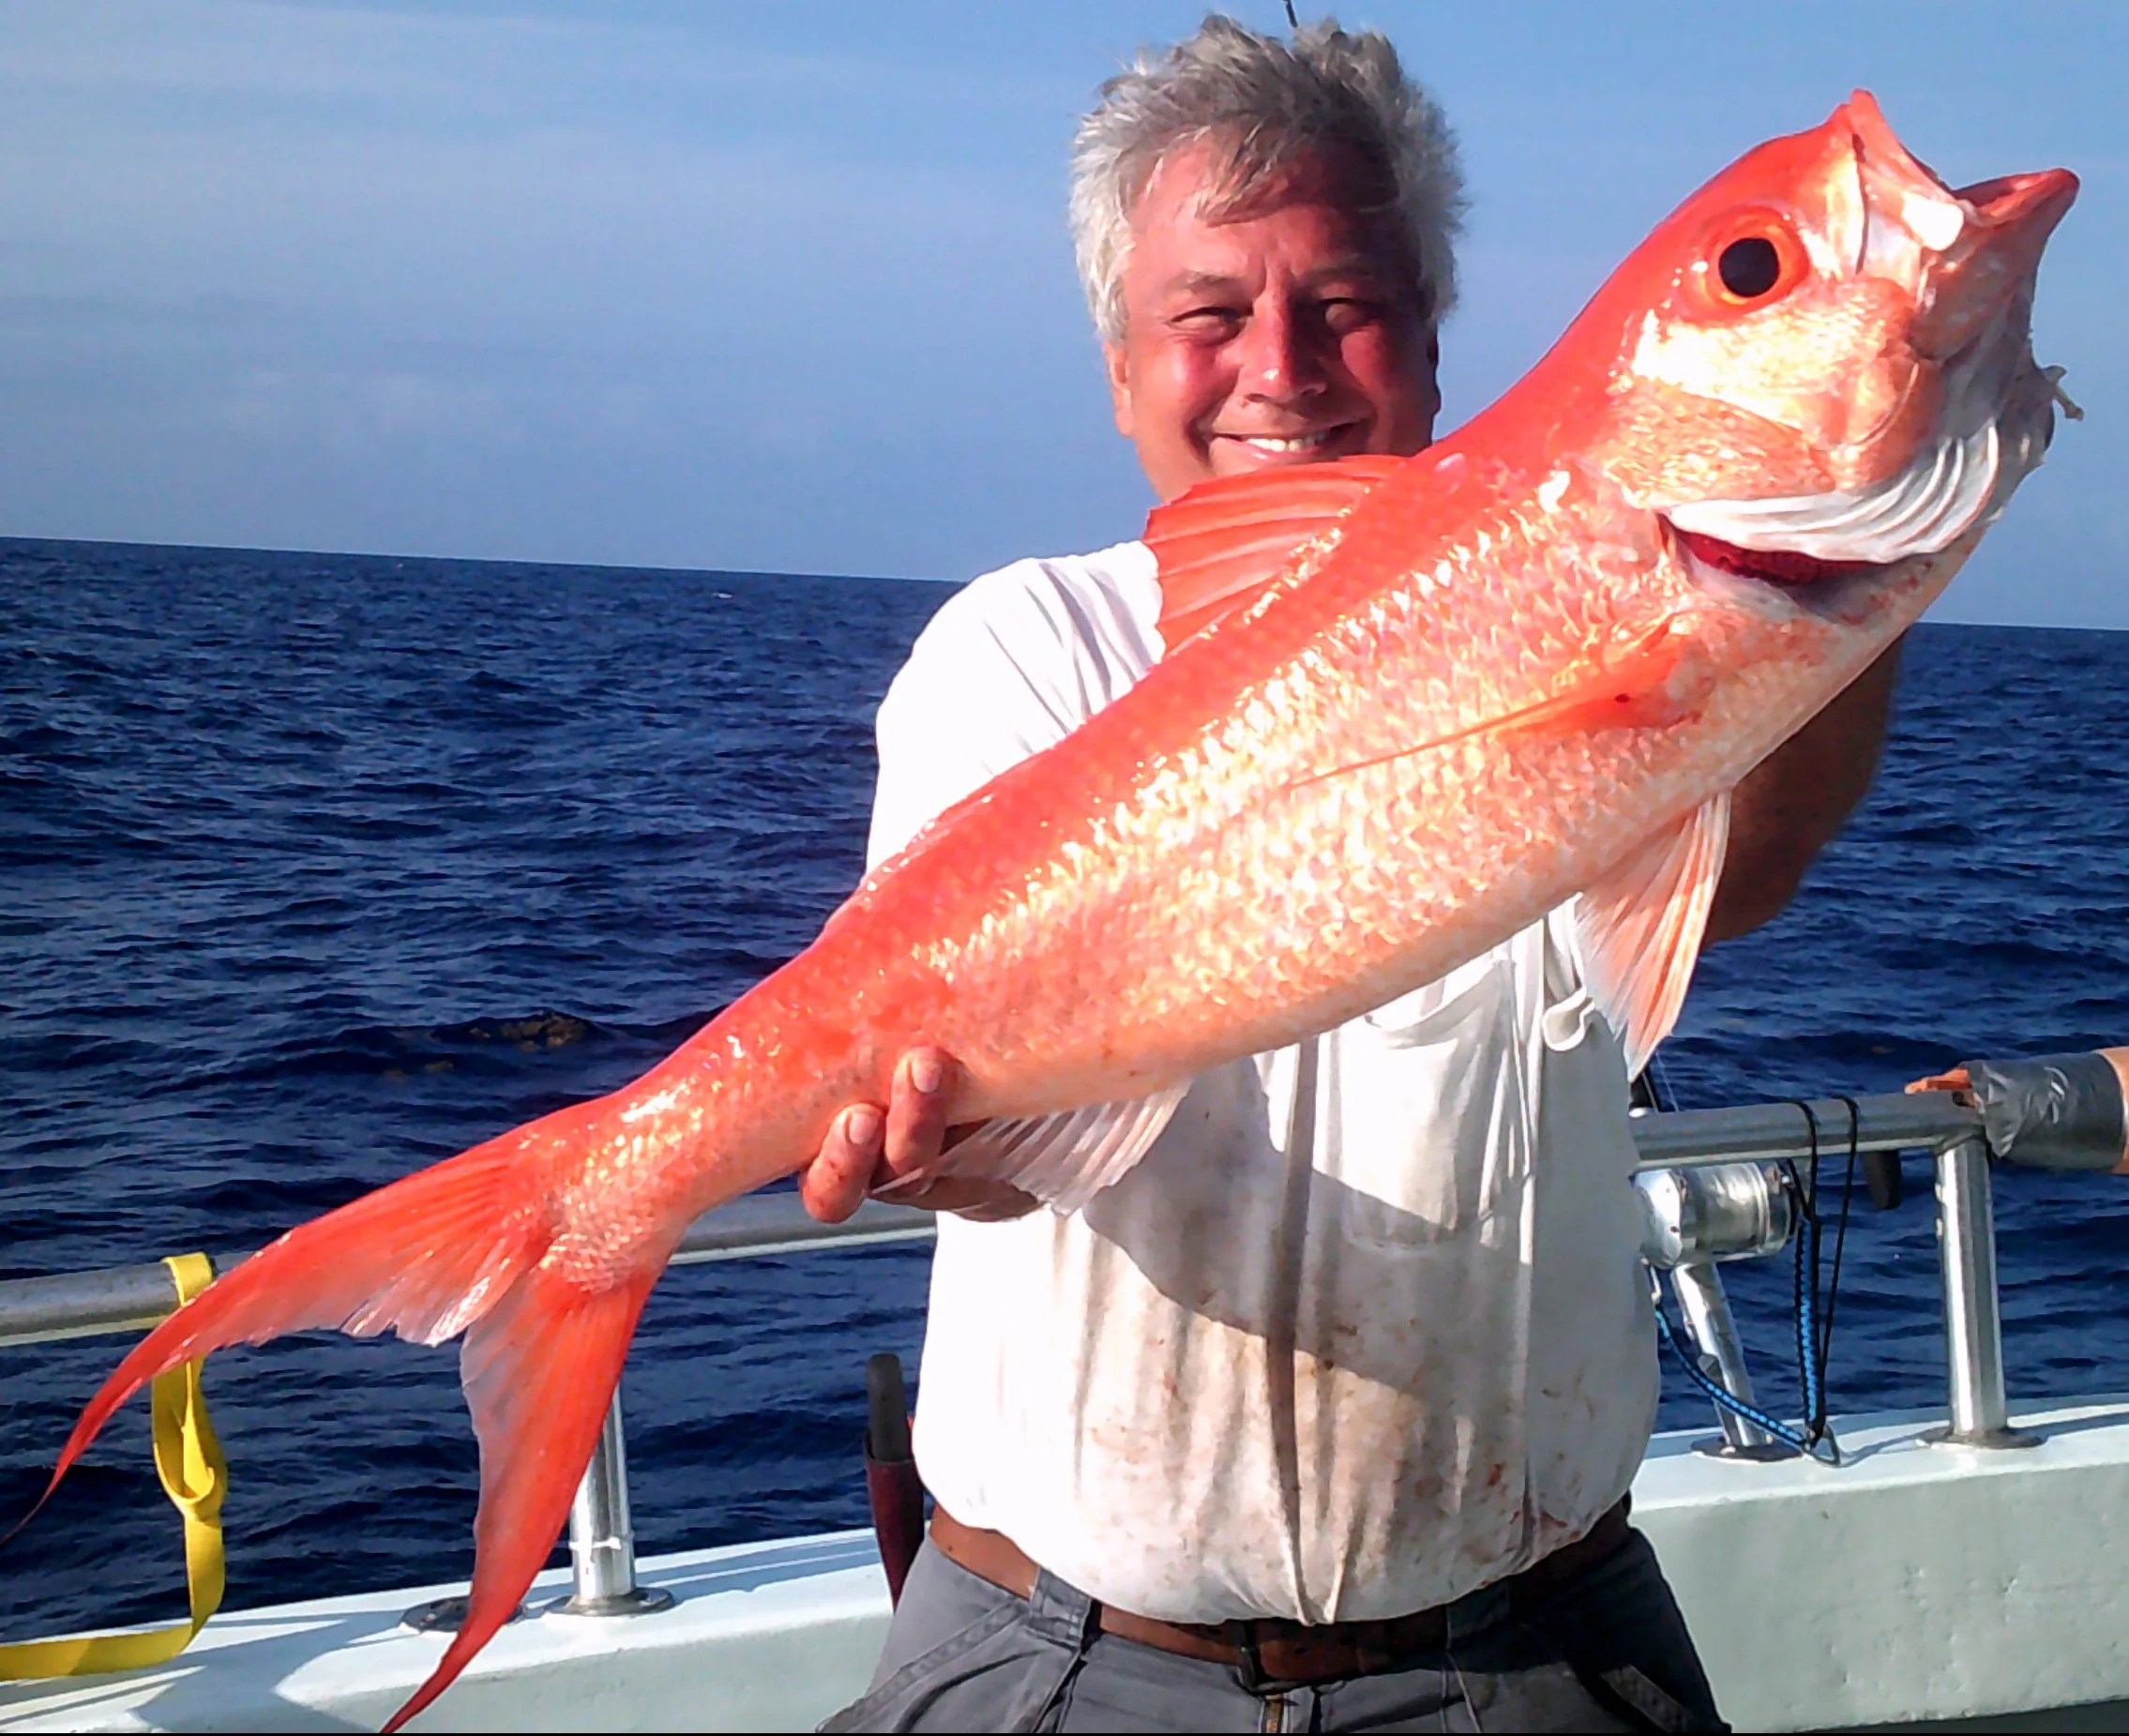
[1171,307,1244,338]
[1320,298,1381,336]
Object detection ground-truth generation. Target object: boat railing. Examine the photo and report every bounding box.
[2,1074,2110,1623]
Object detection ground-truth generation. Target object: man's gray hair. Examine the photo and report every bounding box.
[1069,16,1465,343]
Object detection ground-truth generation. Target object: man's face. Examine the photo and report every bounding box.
[1105,143,1442,505]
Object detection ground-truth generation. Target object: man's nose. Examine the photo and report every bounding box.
[1232,300,1325,402]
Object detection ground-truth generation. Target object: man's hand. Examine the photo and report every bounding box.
[796,1047,1039,1225]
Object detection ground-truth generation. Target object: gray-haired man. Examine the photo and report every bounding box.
[811,18,1895,1731]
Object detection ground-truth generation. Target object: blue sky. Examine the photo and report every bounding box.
[0,1,2121,626]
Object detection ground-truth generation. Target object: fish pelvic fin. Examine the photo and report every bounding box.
[1147,455,1406,648]
[883,1085,1190,1215]
[1576,793,1732,1078]
[385,1261,657,1734]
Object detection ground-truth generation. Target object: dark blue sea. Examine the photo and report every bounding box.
[4,536,2128,1642]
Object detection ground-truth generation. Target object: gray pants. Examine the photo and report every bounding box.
[823,1532,1725,1733]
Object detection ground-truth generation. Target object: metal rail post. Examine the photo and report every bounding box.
[553,1392,675,1615]
[1671,1262,1781,1456]
[1931,1134,2038,1449]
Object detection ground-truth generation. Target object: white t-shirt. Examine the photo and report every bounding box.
[872,540,1657,1625]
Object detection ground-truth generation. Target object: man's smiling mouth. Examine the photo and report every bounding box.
[1214,425,1358,457]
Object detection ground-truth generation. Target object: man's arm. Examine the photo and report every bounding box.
[1705,638,1903,943]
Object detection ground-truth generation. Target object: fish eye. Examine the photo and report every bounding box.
[1693,216,1805,313]
[1718,236,1782,299]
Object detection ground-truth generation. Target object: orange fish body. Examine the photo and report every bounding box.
[28,95,2076,1730]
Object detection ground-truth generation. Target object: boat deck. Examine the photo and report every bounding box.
[7,1398,2129,1733]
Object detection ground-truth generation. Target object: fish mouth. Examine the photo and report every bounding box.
[1670,527,1878,589]
[1668,521,1894,623]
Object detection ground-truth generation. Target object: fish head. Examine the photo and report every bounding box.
[1581,91,2075,621]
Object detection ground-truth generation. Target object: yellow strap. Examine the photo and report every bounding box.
[0,1253,228,1679]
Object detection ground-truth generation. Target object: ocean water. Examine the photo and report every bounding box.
[3,536,2127,1642]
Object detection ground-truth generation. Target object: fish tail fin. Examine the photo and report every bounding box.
[19,1116,672,1730]
[16,1130,551,1544]
[383,1262,657,1733]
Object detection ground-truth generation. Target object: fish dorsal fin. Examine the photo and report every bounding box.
[882,1085,1189,1215]
[863,457,1409,872]
[1148,455,1406,648]
[1575,793,1731,1079]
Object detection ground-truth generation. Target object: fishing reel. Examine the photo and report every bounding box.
[1635,1161,1792,1270]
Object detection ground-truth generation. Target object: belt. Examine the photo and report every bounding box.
[929,1498,1631,1690]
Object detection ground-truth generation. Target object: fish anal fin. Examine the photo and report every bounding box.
[1148,455,1406,648]
[385,1263,657,1733]
[1577,793,1732,1079]
[891,1086,1189,1214]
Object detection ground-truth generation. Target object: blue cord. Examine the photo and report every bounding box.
[1781,1096,1860,1462]
[1818,1098,1862,1377]
[1785,1142,1822,1442]
[1650,1280,1821,1457]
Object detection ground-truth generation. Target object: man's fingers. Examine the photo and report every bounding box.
[882,1048,956,1176]
[799,1049,1004,1226]
[799,1103,885,1224]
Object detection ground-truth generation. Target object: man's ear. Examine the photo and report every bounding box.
[1104,341,1136,439]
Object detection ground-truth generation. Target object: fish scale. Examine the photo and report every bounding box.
[16,93,2076,1733]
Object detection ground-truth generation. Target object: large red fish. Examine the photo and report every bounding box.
[23,94,2075,1729]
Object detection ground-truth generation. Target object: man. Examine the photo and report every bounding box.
[810,19,1897,1732]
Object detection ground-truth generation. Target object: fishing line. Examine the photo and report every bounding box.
[1644,1051,1679,1115]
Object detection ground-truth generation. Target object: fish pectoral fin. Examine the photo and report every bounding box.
[1147,455,1406,648]
[1575,793,1732,1079]
[1291,620,1712,793]
[930,1086,1190,1214]
[1504,623,1717,736]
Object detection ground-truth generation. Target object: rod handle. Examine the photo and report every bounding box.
[866,1351,913,1465]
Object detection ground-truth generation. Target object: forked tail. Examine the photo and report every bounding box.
[13,1125,661,1733]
